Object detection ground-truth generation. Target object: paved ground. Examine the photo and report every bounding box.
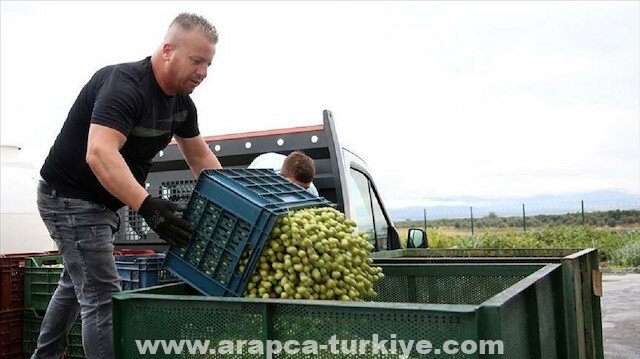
[602,272,640,359]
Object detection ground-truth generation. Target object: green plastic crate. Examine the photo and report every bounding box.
[22,309,84,359]
[23,255,64,311]
[371,248,604,359]
[113,263,562,358]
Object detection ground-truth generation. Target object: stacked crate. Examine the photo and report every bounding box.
[20,254,83,359]
[115,252,180,290]
[20,250,180,358]
[1,252,60,359]
[1,253,34,358]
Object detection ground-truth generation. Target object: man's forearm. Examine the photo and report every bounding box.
[189,151,222,177]
[86,146,149,211]
[86,124,150,210]
[175,135,223,178]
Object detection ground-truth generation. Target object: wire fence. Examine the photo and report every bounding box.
[391,198,640,233]
[485,199,632,218]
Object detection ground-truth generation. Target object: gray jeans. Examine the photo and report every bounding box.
[33,182,121,359]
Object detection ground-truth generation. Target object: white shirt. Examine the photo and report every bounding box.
[248,153,319,196]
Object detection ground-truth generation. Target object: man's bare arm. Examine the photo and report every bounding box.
[175,134,222,177]
[85,123,149,211]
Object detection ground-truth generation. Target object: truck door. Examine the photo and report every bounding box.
[345,166,401,251]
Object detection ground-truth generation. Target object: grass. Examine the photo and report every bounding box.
[395,224,640,268]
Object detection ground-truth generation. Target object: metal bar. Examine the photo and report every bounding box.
[112,282,479,313]
[477,305,503,359]
[589,250,605,359]
[562,258,584,359]
[563,248,597,260]
[551,267,569,359]
[580,254,596,359]
[527,280,542,358]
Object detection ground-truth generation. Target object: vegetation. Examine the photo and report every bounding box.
[399,209,640,230]
[395,209,640,268]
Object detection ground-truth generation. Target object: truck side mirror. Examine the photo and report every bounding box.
[407,228,428,248]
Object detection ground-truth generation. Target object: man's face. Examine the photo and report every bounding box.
[167,30,215,95]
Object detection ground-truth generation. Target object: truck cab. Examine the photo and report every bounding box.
[114,110,427,251]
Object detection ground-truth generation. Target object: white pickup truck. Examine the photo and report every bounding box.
[115,109,427,252]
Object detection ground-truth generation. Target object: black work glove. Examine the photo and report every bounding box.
[137,195,194,247]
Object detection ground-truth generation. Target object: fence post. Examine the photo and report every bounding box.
[423,208,427,232]
[470,206,475,236]
[522,203,527,232]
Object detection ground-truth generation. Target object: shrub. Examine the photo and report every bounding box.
[421,226,640,266]
[608,233,640,267]
[426,229,462,249]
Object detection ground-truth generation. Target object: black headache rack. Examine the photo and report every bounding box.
[114,110,347,250]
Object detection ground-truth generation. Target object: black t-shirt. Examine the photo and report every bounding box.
[40,57,200,211]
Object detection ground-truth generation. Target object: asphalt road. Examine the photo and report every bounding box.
[602,272,640,359]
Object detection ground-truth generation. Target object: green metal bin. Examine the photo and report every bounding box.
[112,263,562,358]
[371,247,603,359]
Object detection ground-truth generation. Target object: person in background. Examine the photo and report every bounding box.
[249,150,319,196]
[33,13,222,359]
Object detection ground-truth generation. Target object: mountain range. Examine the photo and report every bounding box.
[387,190,640,221]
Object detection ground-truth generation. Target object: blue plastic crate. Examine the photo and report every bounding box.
[115,254,179,290]
[165,168,332,297]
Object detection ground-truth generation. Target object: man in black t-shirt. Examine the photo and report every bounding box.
[33,13,222,359]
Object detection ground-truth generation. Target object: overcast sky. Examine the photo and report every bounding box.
[1,1,638,209]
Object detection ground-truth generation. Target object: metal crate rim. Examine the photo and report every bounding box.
[112,282,480,313]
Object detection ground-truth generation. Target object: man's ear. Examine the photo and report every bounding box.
[161,42,174,60]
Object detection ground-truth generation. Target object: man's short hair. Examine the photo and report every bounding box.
[280,151,316,184]
[169,13,218,44]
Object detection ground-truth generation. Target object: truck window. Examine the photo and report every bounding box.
[346,168,388,251]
